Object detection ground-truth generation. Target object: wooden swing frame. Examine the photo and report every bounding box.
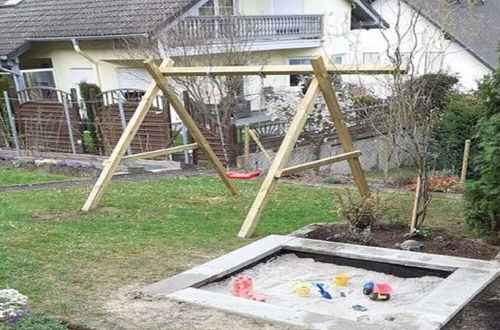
[82,56,396,239]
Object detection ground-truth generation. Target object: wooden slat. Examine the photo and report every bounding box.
[311,56,370,197]
[248,128,272,163]
[276,151,361,177]
[238,78,321,239]
[82,59,174,212]
[143,59,238,196]
[121,143,198,162]
[160,64,401,76]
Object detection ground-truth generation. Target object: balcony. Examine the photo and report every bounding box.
[168,15,324,50]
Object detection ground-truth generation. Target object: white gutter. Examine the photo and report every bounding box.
[71,38,103,87]
[0,64,17,75]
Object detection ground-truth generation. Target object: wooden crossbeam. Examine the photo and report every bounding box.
[121,143,198,162]
[144,59,238,196]
[160,64,399,76]
[276,151,361,177]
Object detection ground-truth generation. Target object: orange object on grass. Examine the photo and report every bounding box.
[226,171,261,180]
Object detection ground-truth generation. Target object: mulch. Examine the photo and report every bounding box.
[304,223,500,330]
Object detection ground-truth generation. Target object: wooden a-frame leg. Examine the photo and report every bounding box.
[238,79,321,238]
[143,59,238,196]
[311,56,370,197]
[82,59,174,212]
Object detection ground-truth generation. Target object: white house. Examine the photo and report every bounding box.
[1,0,496,103]
[343,0,497,91]
[0,0,386,95]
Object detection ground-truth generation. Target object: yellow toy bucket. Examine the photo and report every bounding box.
[334,275,350,286]
[293,283,311,297]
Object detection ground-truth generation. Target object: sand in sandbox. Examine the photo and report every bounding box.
[202,254,444,325]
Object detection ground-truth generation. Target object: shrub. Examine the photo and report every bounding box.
[334,190,387,242]
[409,73,459,110]
[78,82,101,153]
[0,313,67,330]
[464,69,500,239]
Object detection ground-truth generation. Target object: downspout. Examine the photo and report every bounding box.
[71,38,103,87]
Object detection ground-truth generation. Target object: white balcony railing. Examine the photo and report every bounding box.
[170,15,323,45]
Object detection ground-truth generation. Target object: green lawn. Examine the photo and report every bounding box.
[0,168,70,186]
[0,175,463,325]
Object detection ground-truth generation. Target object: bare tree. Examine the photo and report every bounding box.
[358,0,463,234]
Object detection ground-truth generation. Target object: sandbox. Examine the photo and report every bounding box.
[141,236,500,330]
[203,253,444,326]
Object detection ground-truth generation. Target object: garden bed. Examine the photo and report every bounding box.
[301,223,499,260]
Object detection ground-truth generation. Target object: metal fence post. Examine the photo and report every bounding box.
[62,94,77,154]
[3,91,21,157]
[117,95,132,156]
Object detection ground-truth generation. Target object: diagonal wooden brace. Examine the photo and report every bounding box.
[143,59,238,196]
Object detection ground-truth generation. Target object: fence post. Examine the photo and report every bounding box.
[3,91,21,157]
[227,123,237,167]
[117,95,132,156]
[182,91,193,164]
[62,94,77,154]
[244,124,250,171]
[460,139,471,184]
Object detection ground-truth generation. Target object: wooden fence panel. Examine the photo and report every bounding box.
[93,89,173,155]
[14,88,82,153]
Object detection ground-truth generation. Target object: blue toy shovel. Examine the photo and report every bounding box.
[314,283,332,300]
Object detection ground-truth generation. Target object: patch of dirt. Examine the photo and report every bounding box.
[32,211,82,222]
[97,285,301,330]
[441,277,500,330]
[304,223,499,260]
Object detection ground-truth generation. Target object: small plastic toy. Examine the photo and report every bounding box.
[293,283,311,297]
[362,281,375,295]
[352,304,368,312]
[370,283,392,301]
[231,275,266,302]
[334,275,350,286]
[314,283,332,299]
[362,281,392,301]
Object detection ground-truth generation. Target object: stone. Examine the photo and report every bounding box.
[397,240,424,252]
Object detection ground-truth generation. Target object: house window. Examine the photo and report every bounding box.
[425,52,445,72]
[199,0,234,16]
[219,0,234,16]
[21,69,56,88]
[289,58,311,87]
[333,54,346,64]
[363,52,381,64]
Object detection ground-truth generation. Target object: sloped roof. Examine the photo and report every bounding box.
[0,0,389,60]
[406,0,499,69]
[0,0,197,58]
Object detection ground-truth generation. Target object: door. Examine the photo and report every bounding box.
[273,0,303,15]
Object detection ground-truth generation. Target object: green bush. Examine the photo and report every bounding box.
[410,73,459,110]
[464,69,500,239]
[78,82,101,153]
[432,92,484,174]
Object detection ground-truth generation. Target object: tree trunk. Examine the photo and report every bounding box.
[410,164,431,234]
